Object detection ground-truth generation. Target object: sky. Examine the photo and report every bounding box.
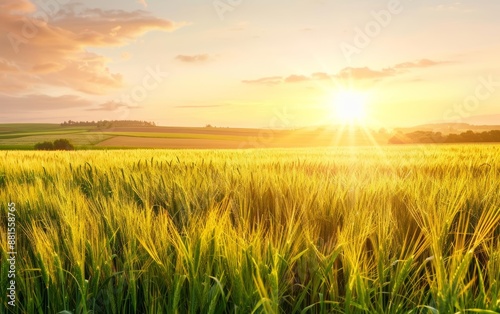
[0,0,499,128]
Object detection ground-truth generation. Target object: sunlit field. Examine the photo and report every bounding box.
[1,146,500,313]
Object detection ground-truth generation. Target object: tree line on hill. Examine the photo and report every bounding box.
[61,120,156,128]
[389,130,500,144]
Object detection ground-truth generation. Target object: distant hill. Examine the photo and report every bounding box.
[404,114,500,134]
[397,122,500,135]
[462,114,500,125]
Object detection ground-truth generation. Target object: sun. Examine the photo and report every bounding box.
[332,90,367,123]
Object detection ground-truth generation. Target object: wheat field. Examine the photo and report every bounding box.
[1,145,499,313]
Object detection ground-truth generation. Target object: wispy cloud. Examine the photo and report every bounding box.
[0,94,91,111]
[337,67,394,80]
[242,76,283,85]
[393,59,449,69]
[86,101,138,111]
[175,54,211,63]
[175,104,227,108]
[242,59,449,86]
[430,2,473,12]
[31,62,65,74]
[284,75,309,83]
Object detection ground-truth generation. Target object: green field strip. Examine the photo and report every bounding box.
[100,132,246,141]
[0,130,96,139]
[0,133,113,146]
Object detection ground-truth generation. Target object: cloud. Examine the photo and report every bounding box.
[175,54,211,63]
[51,8,184,45]
[86,101,137,111]
[0,94,91,112]
[393,59,448,69]
[175,104,227,108]
[0,0,185,96]
[336,67,395,80]
[242,68,390,86]
[242,59,448,86]
[430,2,473,12]
[242,76,283,85]
[0,0,35,14]
[284,75,309,83]
[311,72,330,80]
[32,62,65,74]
